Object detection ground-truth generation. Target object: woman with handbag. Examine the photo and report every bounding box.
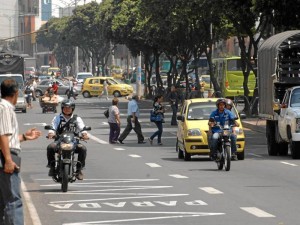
[148,95,165,145]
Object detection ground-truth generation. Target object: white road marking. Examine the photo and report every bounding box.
[281,161,298,167]
[88,134,108,144]
[49,193,189,203]
[114,147,125,151]
[247,153,263,158]
[241,207,275,217]
[199,187,223,194]
[102,122,108,125]
[169,174,188,179]
[170,132,177,135]
[62,212,225,224]
[146,163,162,168]
[23,122,47,126]
[21,180,42,225]
[129,154,141,158]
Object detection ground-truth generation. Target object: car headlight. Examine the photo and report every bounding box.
[60,143,74,151]
[187,129,201,136]
[234,127,244,135]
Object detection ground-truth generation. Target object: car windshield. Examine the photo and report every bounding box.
[290,89,300,107]
[78,74,93,79]
[107,79,118,84]
[187,102,238,120]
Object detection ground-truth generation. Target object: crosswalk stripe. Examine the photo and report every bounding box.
[146,163,162,168]
[169,174,188,179]
[241,207,275,217]
[199,187,223,194]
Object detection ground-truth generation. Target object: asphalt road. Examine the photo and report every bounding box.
[18,96,300,225]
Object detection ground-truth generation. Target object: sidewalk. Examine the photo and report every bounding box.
[242,117,266,134]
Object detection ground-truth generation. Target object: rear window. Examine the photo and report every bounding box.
[0,75,24,88]
[77,74,93,80]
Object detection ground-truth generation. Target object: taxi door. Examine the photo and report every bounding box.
[89,78,102,96]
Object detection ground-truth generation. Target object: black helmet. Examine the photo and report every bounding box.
[61,99,75,112]
[216,98,226,107]
[225,99,234,109]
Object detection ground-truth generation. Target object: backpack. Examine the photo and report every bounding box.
[25,85,31,94]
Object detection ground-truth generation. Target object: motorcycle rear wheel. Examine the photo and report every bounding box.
[61,164,70,192]
[224,146,231,171]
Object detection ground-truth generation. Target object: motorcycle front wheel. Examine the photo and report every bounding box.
[224,146,231,171]
[61,164,70,192]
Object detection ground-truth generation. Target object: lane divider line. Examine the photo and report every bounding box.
[280,161,298,167]
[169,174,188,179]
[114,148,126,151]
[129,154,141,158]
[240,207,275,218]
[199,187,223,194]
[146,163,162,168]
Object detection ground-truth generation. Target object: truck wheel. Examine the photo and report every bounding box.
[266,121,278,156]
[290,141,300,159]
[278,142,288,156]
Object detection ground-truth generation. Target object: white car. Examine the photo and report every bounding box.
[75,72,93,84]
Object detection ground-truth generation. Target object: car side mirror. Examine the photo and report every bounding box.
[177,115,185,122]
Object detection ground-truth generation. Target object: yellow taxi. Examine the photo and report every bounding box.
[111,68,124,79]
[81,76,133,98]
[176,98,246,161]
[48,67,61,77]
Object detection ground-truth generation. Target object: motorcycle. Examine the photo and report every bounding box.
[45,125,91,192]
[210,119,236,171]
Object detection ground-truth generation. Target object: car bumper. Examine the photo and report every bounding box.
[181,137,245,155]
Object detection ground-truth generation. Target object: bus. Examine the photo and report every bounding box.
[212,57,255,98]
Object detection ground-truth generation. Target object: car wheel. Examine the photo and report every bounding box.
[177,139,184,159]
[183,148,191,161]
[82,91,91,98]
[237,150,245,160]
[113,91,121,97]
[35,90,43,97]
[22,108,27,113]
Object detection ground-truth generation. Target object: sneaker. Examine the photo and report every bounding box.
[231,153,238,161]
[118,139,124,144]
[138,141,146,144]
[148,138,153,145]
[158,142,163,145]
[48,167,55,176]
[76,170,84,180]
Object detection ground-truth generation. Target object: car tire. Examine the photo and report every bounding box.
[176,139,184,159]
[113,91,121,97]
[278,142,288,156]
[290,141,300,159]
[183,149,191,161]
[237,150,245,160]
[22,108,27,113]
[82,91,91,98]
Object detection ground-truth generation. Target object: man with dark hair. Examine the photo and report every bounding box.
[0,79,42,225]
[108,98,121,144]
[118,95,146,144]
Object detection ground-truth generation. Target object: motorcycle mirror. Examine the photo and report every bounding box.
[44,125,52,130]
[82,126,91,131]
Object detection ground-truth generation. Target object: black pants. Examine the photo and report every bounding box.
[47,142,87,170]
[118,116,144,142]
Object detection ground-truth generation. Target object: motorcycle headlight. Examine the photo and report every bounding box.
[187,129,201,136]
[234,127,244,135]
[60,143,74,151]
[223,130,230,136]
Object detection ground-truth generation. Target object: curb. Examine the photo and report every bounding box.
[242,121,266,134]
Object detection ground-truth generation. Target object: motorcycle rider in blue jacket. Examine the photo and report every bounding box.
[208,98,238,160]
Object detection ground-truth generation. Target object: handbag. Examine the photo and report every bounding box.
[150,110,156,122]
[150,110,164,122]
[104,109,109,118]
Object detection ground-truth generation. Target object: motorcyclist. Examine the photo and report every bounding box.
[46,99,89,180]
[208,98,237,161]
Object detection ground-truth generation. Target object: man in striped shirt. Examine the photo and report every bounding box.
[0,79,42,225]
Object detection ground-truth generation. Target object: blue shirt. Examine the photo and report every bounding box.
[209,108,235,133]
[127,99,140,117]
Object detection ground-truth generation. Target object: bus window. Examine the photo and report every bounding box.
[227,59,242,71]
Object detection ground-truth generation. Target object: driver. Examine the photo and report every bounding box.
[46,99,89,180]
[208,98,238,161]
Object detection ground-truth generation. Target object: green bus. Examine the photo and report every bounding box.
[213,57,255,98]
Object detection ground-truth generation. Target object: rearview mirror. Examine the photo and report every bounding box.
[83,126,92,131]
[177,115,185,122]
[44,125,53,130]
[239,113,247,119]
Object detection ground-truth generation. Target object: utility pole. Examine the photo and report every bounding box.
[136,52,142,98]
[74,0,79,76]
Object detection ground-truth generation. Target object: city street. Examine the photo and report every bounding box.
[18,96,300,225]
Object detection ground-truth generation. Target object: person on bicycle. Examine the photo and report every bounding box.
[208,98,238,160]
[46,100,89,180]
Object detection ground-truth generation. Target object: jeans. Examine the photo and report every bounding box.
[47,142,87,169]
[150,121,163,143]
[0,170,23,225]
[109,122,120,143]
[210,132,237,156]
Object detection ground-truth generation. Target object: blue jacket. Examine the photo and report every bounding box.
[209,108,235,133]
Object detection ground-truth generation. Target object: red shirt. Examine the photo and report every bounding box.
[52,83,58,94]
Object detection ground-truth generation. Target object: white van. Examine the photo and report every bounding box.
[0,74,24,89]
[75,72,93,84]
